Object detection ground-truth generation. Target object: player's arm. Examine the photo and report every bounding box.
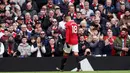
[65,24,70,48]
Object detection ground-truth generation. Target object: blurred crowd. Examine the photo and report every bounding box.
[0,0,130,58]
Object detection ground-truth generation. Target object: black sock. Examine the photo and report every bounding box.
[60,57,67,70]
[76,56,81,70]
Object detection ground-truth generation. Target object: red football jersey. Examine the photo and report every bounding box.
[65,20,78,45]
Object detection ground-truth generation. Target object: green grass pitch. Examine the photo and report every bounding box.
[0,71,130,73]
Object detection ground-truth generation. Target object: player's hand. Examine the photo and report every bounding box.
[66,43,70,48]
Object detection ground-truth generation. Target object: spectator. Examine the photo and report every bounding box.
[1,29,9,44]
[32,27,42,37]
[19,24,31,40]
[12,2,21,17]
[24,12,32,24]
[0,39,5,58]
[102,21,112,36]
[38,11,46,22]
[58,15,66,39]
[4,10,14,26]
[38,6,47,28]
[26,22,33,33]
[106,11,117,21]
[95,10,107,25]
[34,22,42,35]
[8,26,17,38]
[116,0,130,12]
[114,28,130,56]
[91,0,99,11]
[3,35,18,57]
[120,10,130,25]
[98,4,107,18]
[40,5,47,14]
[103,29,116,56]
[45,37,62,57]
[58,14,66,30]
[78,35,91,56]
[87,28,105,56]
[12,22,19,32]
[0,3,5,23]
[117,3,126,19]
[4,0,21,19]
[15,17,24,35]
[74,12,82,25]
[2,0,9,5]
[5,1,18,11]
[111,18,120,36]
[88,35,105,56]
[32,15,39,25]
[14,4,21,17]
[76,0,85,10]
[68,5,76,19]
[18,37,31,58]
[47,19,60,36]
[48,9,56,22]
[87,13,95,27]
[52,30,64,55]
[40,31,49,46]
[55,6,63,22]
[42,10,55,31]
[34,21,41,30]
[104,0,115,14]
[17,16,24,29]
[80,1,94,18]
[78,28,85,37]
[80,9,87,20]
[80,20,89,36]
[91,17,101,31]
[30,36,36,46]
[94,11,106,34]
[22,0,38,11]
[46,0,57,11]
[31,36,46,57]
[22,2,37,17]
[59,0,69,14]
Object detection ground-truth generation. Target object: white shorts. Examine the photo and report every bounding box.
[63,43,79,53]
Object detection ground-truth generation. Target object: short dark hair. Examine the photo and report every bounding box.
[121,28,128,32]
[22,36,27,39]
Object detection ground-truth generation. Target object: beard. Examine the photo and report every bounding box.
[120,34,127,38]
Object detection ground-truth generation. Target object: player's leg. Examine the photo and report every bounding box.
[57,44,72,71]
[60,52,69,71]
[72,44,81,71]
[74,52,81,71]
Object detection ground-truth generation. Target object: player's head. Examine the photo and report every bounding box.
[65,15,71,22]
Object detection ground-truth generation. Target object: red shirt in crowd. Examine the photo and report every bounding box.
[104,36,116,56]
[65,20,78,45]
